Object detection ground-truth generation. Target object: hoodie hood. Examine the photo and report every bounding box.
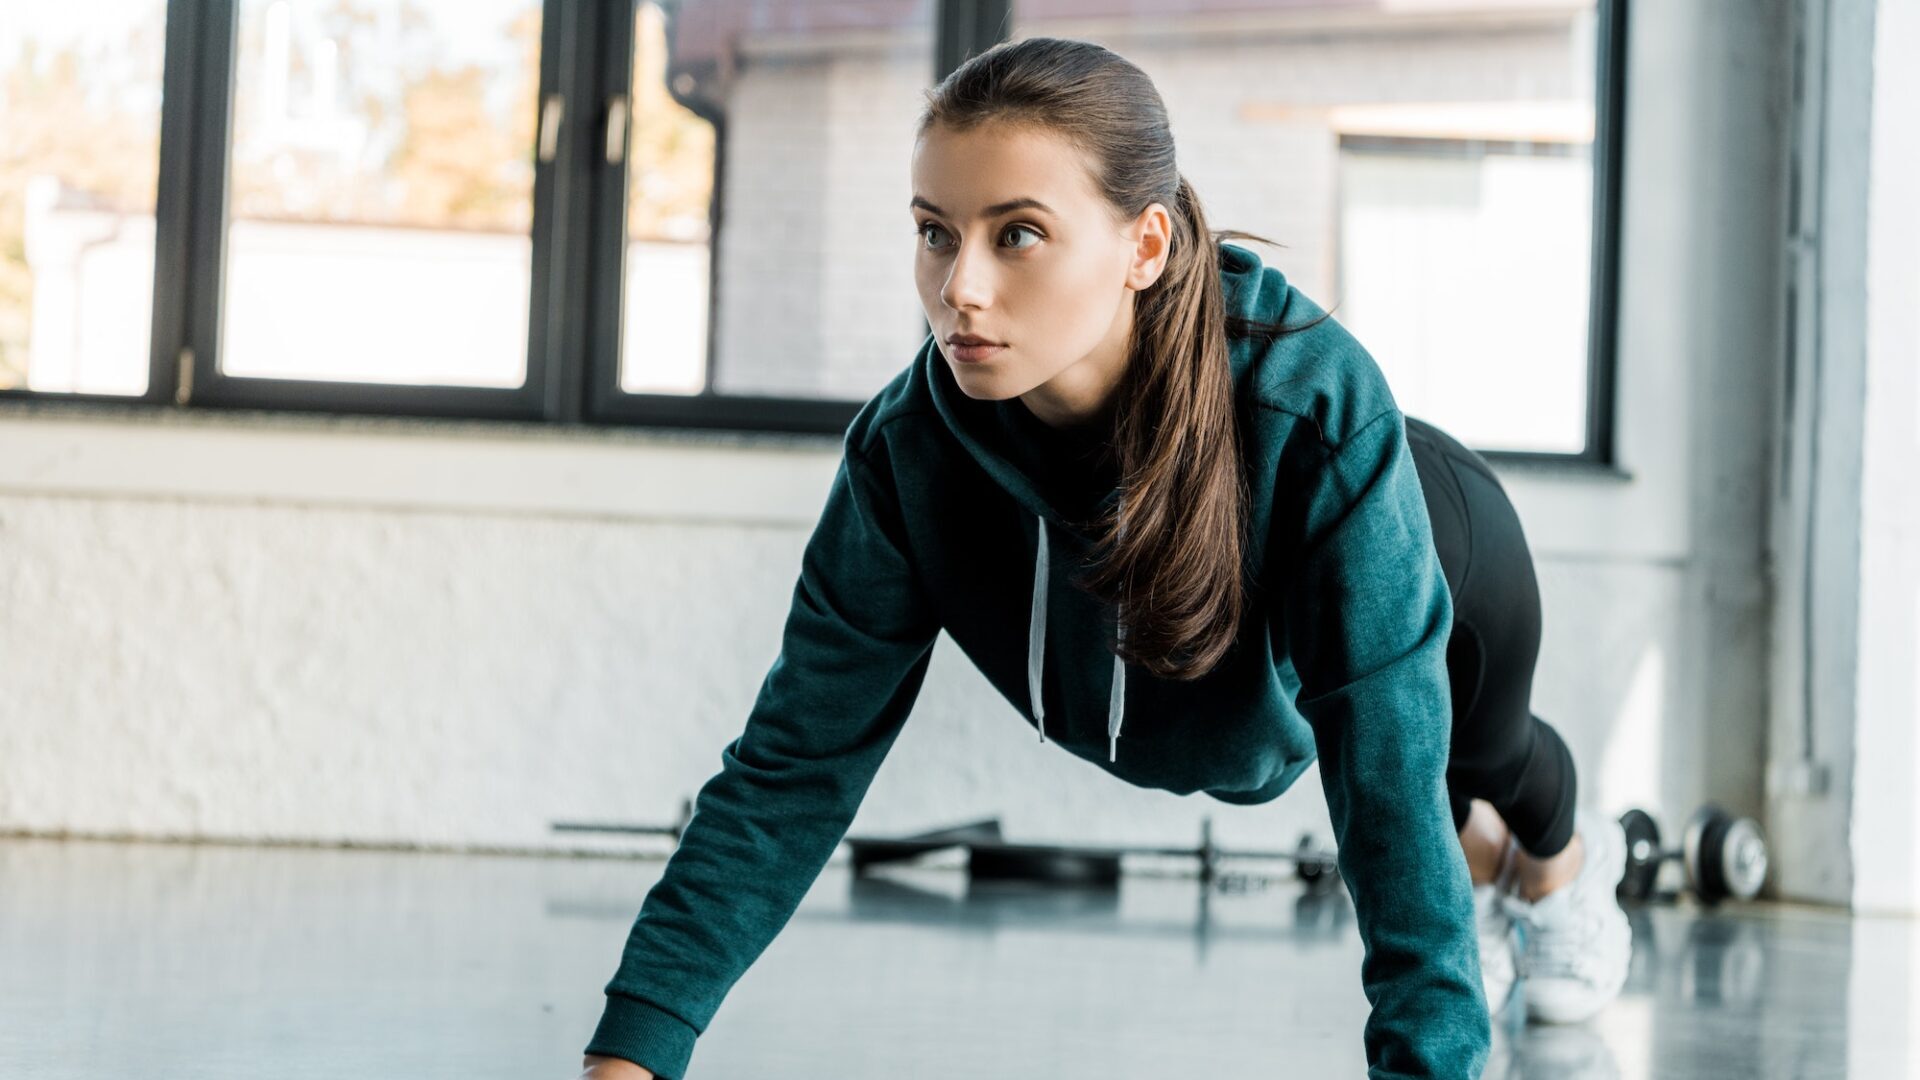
[924,242,1271,762]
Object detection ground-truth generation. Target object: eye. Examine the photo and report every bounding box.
[1003,223,1043,250]
[915,221,949,250]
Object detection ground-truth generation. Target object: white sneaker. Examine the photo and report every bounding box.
[1474,836,1521,1016]
[1502,808,1633,1024]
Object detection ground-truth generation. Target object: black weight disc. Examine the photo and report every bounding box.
[968,844,1122,888]
[846,819,1004,875]
[1686,806,1735,905]
[1618,808,1663,903]
[1293,833,1338,888]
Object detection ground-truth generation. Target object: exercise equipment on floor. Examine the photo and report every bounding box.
[1616,804,1769,905]
[551,803,1340,894]
[843,815,1341,893]
[552,798,695,842]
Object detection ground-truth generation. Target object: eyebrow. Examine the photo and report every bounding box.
[909,195,1058,219]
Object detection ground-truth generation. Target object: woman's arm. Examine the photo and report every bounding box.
[583,443,941,1080]
[1277,407,1490,1080]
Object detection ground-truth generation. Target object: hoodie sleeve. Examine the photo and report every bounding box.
[1279,407,1490,1079]
[584,442,941,1080]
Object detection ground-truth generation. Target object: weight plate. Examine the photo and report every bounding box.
[1690,809,1736,905]
[1718,817,1770,901]
[846,820,1005,874]
[968,844,1122,888]
[1683,805,1723,901]
[1618,808,1662,903]
[1293,834,1337,886]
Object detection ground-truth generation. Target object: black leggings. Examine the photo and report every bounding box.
[1405,415,1577,859]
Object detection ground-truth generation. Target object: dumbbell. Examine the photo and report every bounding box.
[1617,804,1769,905]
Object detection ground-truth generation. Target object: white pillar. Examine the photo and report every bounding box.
[1850,0,1920,918]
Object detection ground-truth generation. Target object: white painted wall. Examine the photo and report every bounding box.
[0,2,1805,898]
[1849,0,1919,917]
[1763,0,1920,915]
[1768,0,1866,911]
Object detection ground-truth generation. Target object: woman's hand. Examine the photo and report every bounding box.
[577,1054,655,1079]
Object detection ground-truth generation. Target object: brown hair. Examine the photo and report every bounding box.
[917,36,1336,681]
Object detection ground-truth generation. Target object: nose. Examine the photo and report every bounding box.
[939,237,993,312]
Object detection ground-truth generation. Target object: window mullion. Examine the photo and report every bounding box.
[149,0,209,407]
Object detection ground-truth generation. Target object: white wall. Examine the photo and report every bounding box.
[0,2,1802,890]
[1762,0,1920,915]
[1768,0,1867,911]
[1849,0,1919,917]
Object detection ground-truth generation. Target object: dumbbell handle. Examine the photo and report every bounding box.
[1629,841,1683,864]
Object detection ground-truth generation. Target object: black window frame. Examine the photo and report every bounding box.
[1,0,1621,473]
[1488,0,1628,470]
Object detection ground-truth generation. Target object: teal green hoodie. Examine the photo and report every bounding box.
[586,242,1489,1079]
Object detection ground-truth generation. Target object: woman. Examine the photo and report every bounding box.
[578,36,1631,1080]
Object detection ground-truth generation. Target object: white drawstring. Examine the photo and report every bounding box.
[1108,498,1127,762]
[1109,621,1126,762]
[1028,514,1050,743]
[1029,509,1127,761]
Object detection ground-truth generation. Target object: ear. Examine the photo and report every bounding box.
[1126,202,1174,291]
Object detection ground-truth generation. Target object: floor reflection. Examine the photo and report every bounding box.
[0,836,1904,1079]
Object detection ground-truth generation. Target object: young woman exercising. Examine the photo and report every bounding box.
[577,35,1631,1080]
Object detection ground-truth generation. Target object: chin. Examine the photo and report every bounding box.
[943,357,1005,397]
[947,370,995,400]
[951,369,1024,402]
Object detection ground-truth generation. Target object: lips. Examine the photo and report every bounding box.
[947,336,1005,364]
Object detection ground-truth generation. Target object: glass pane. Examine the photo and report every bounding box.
[222,0,542,388]
[0,2,168,396]
[618,0,938,400]
[1340,138,1591,453]
[1011,1,1601,455]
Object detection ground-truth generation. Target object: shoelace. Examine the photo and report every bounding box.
[1502,892,1606,980]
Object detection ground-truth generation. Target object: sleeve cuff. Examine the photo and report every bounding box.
[584,991,700,1080]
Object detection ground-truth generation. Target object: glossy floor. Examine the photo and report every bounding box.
[0,836,1913,1078]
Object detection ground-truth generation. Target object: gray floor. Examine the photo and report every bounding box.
[0,835,1912,1078]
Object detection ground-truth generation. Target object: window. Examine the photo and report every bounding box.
[0,1,169,398]
[590,0,943,431]
[612,2,714,398]
[218,0,544,391]
[1339,134,1592,454]
[3,0,971,429]
[1009,0,1626,464]
[174,0,561,419]
[0,0,1620,468]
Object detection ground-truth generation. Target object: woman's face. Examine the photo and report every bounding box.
[909,121,1170,425]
